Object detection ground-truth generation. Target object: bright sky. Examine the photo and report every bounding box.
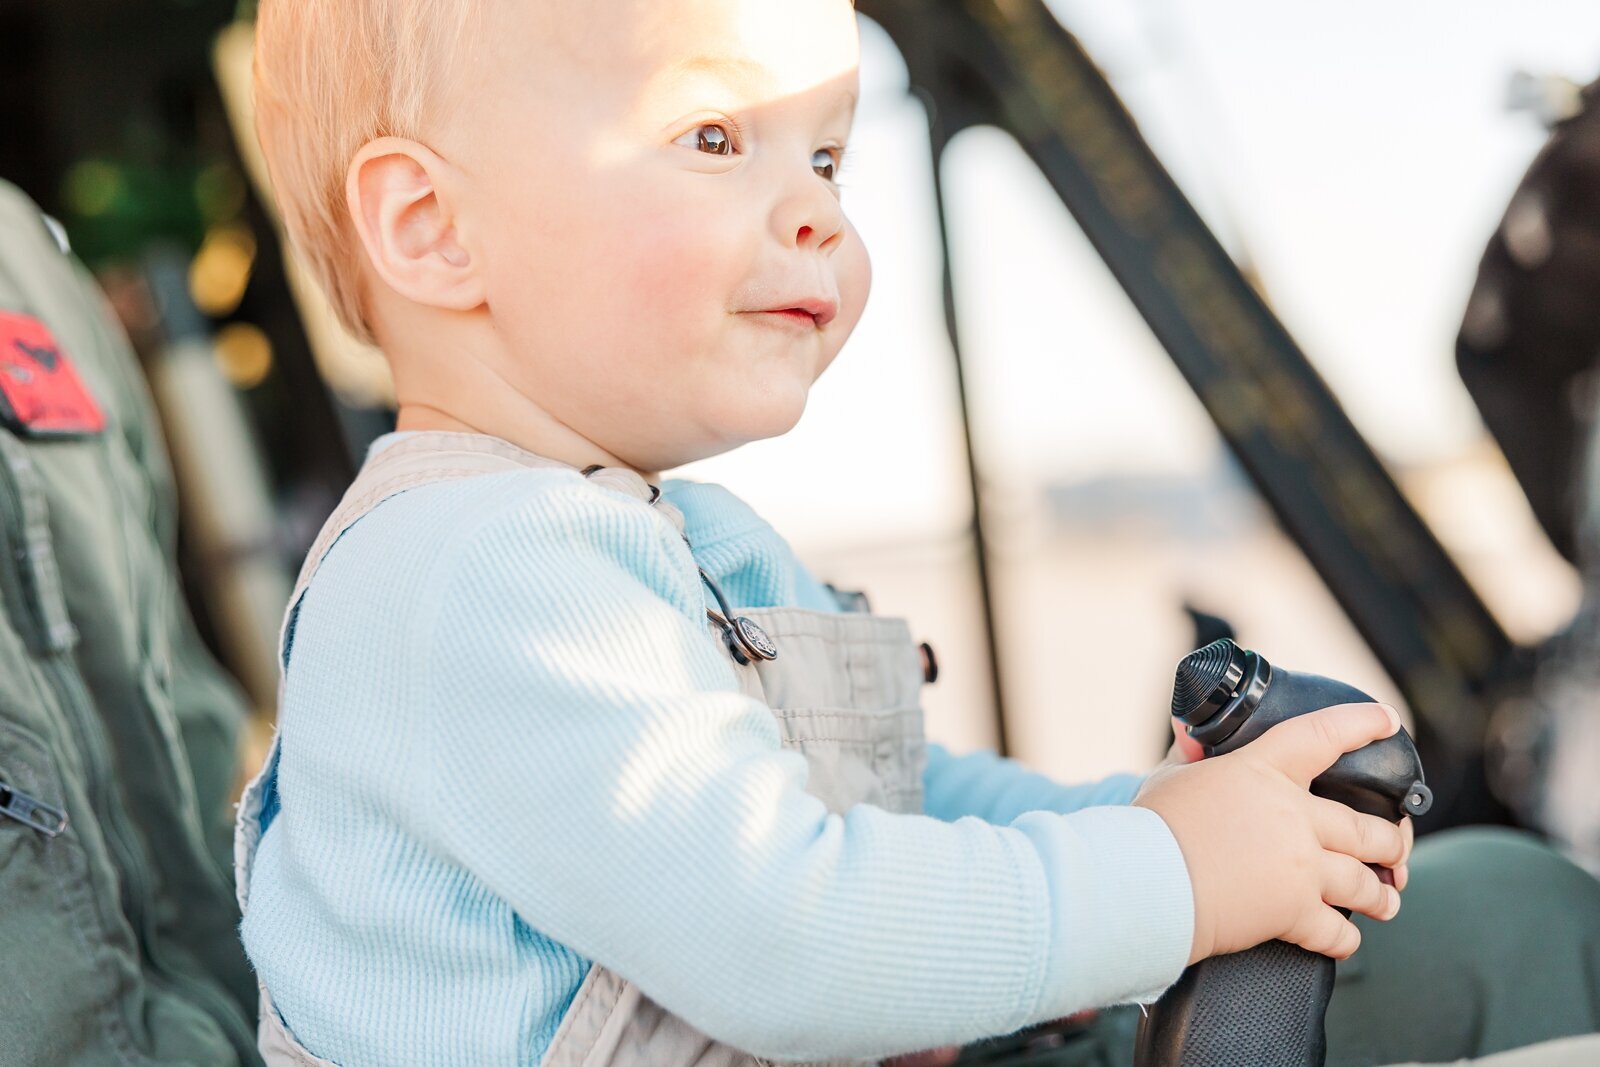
[674,3,1600,550]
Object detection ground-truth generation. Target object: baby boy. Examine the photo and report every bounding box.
[239,1,1408,1063]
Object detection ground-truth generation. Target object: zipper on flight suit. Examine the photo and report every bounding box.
[0,774,68,836]
[43,655,254,1050]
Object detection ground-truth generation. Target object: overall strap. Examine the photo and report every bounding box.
[276,431,686,673]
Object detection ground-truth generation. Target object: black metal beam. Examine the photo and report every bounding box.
[916,81,1015,758]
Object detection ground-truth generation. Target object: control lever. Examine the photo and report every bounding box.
[1133,639,1431,1066]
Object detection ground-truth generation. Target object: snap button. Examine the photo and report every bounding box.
[727,616,777,664]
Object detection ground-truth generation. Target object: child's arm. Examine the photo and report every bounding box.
[922,719,1205,824]
[922,743,1146,822]
[411,480,1405,1061]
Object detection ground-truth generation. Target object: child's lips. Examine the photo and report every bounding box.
[755,309,822,328]
[744,297,838,328]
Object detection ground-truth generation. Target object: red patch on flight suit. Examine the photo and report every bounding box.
[0,310,105,435]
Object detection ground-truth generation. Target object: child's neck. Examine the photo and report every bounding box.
[377,309,663,483]
[393,404,661,485]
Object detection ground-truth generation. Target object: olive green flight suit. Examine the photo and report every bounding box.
[0,178,259,1066]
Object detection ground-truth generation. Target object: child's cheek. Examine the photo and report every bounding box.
[609,206,741,329]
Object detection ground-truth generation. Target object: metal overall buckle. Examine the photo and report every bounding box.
[580,463,777,665]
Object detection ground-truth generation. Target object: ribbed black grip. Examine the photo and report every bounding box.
[1134,939,1334,1066]
[1171,639,1238,719]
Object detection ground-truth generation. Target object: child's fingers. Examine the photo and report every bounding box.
[1288,903,1364,959]
[1309,796,1407,866]
[1249,702,1401,786]
[1385,817,1415,891]
[1320,851,1400,921]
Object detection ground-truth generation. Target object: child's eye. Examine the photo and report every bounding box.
[812,147,840,183]
[680,123,737,157]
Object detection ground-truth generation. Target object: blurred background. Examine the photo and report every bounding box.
[5,0,1599,849]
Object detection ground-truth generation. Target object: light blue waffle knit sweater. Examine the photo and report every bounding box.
[240,434,1194,1065]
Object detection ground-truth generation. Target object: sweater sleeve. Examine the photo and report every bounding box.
[923,744,1147,824]
[414,482,1193,1060]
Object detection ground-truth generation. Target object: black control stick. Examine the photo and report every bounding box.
[1133,639,1431,1067]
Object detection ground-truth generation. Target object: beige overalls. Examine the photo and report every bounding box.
[234,431,930,1067]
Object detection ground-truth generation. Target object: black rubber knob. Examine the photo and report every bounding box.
[1171,639,1272,748]
[1172,638,1246,723]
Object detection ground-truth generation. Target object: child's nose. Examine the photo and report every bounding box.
[793,218,843,254]
[774,176,845,253]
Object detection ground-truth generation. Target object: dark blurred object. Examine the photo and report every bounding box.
[1458,75,1600,565]
[0,0,228,266]
[1462,71,1600,870]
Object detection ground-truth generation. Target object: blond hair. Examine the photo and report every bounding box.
[252,0,477,344]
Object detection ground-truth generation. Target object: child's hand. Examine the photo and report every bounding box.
[1134,702,1411,966]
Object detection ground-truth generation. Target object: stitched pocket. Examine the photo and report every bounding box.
[0,428,76,656]
[771,705,926,816]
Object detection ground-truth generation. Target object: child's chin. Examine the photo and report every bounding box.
[727,393,810,444]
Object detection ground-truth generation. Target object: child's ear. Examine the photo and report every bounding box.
[346,137,484,312]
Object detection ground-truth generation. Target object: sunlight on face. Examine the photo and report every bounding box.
[630,0,861,129]
[443,0,870,474]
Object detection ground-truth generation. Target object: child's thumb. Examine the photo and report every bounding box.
[1249,702,1400,786]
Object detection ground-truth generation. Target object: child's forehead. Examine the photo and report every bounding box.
[498,0,859,105]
